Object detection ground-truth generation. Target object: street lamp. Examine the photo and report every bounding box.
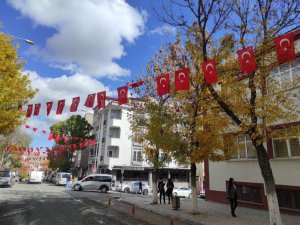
[4,34,34,45]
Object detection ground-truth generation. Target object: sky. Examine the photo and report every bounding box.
[0,0,177,150]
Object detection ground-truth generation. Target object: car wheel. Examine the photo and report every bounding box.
[124,187,130,193]
[143,189,148,195]
[188,193,191,198]
[99,186,108,193]
[173,192,177,196]
[74,184,81,191]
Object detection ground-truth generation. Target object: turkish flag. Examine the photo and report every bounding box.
[274,32,295,64]
[46,102,53,116]
[54,134,60,142]
[175,68,190,92]
[79,143,83,149]
[42,130,46,134]
[84,93,96,108]
[237,46,256,75]
[25,124,30,129]
[18,105,22,111]
[117,86,128,105]
[33,128,38,132]
[56,99,65,115]
[202,60,218,85]
[130,80,144,88]
[97,91,106,109]
[48,133,53,140]
[33,103,41,116]
[70,96,80,112]
[156,74,170,96]
[26,104,33,118]
[63,135,68,143]
[68,145,72,150]
[92,139,96,147]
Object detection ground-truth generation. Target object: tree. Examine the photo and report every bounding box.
[0,128,32,169]
[0,32,37,135]
[129,82,175,204]
[154,0,300,224]
[48,115,94,172]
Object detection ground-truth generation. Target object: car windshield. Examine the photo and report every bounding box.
[0,171,10,177]
[62,174,69,178]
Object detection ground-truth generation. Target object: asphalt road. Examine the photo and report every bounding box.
[0,182,161,225]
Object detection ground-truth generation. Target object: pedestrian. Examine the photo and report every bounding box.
[66,174,71,189]
[138,179,143,194]
[158,177,166,204]
[166,178,174,204]
[227,177,238,217]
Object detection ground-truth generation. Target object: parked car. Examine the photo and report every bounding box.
[0,171,15,187]
[55,172,71,185]
[72,174,112,193]
[116,181,150,195]
[173,187,191,198]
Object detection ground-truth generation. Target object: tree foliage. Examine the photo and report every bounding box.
[0,128,32,170]
[0,32,37,135]
[48,115,94,172]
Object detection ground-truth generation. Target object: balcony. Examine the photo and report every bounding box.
[109,118,123,127]
[108,137,122,146]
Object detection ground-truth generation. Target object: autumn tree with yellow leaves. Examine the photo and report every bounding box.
[140,0,300,224]
[0,32,36,135]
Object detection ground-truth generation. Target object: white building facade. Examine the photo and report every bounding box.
[88,101,190,185]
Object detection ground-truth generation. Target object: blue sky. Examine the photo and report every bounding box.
[0,0,177,150]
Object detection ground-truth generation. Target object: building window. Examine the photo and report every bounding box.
[110,109,122,119]
[267,58,300,93]
[236,185,262,204]
[109,127,120,138]
[102,137,105,143]
[133,148,142,162]
[107,146,119,158]
[229,135,257,159]
[272,127,300,158]
[277,189,300,210]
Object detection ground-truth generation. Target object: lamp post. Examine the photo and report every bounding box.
[4,34,34,45]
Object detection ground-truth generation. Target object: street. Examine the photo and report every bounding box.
[0,182,178,225]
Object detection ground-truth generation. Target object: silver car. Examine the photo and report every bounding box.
[72,174,112,193]
[0,171,15,187]
[117,181,150,195]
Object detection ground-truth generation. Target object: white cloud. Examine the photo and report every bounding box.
[149,25,176,36]
[24,70,112,132]
[8,0,147,78]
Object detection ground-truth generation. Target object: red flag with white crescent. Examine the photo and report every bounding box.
[33,127,38,132]
[56,99,65,115]
[33,103,41,116]
[274,32,296,64]
[70,96,80,112]
[63,135,68,143]
[202,60,218,85]
[42,130,46,134]
[54,134,60,143]
[237,46,256,75]
[156,73,170,96]
[97,91,106,109]
[25,124,30,129]
[117,86,128,105]
[84,93,96,108]
[46,102,53,116]
[26,104,33,118]
[130,80,144,88]
[48,133,53,140]
[174,68,190,92]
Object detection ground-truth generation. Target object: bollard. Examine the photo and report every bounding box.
[169,216,174,225]
[131,204,136,216]
[108,197,111,206]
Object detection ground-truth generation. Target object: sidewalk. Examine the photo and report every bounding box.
[109,192,299,225]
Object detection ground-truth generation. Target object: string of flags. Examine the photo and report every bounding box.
[19,32,296,116]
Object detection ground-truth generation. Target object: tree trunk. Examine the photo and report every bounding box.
[191,163,198,214]
[255,143,283,225]
[151,168,158,204]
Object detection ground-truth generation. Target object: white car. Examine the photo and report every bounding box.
[173,187,191,198]
[72,174,112,192]
[116,181,150,195]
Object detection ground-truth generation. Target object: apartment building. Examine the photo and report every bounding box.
[88,100,191,185]
[205,28,300,215]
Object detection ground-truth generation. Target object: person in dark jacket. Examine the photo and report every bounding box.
[166,178,174,204]
[138,179,143,194]
[227,177,238,217]
[158,177,166,204]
